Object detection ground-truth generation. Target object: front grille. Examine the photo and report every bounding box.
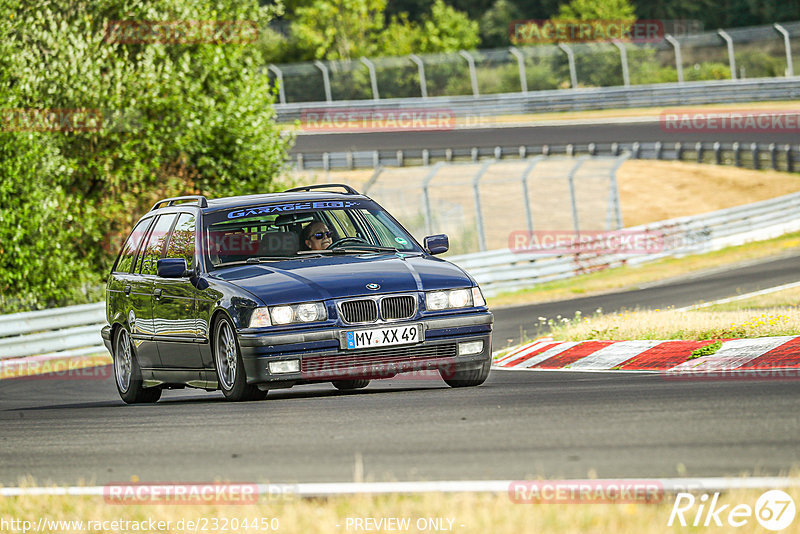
[340,299,378,324]
[381,295,416,320]
[301,343,457,378]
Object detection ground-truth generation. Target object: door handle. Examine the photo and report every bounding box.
[124,285,131,296]
[153,288,163,299]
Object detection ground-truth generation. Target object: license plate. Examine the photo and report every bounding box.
[345,324,423,350]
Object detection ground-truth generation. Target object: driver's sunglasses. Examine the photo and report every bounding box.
[312,231,332,239]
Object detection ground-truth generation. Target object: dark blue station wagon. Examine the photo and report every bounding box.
[102,184,493,403]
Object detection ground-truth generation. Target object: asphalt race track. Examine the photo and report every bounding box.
[1,254,799,486]
[291,120,798,153]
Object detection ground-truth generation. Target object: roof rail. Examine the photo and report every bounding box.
[150,195,209,211]
[283,183,360,195]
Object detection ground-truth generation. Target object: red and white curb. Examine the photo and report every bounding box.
[493,336,800,373]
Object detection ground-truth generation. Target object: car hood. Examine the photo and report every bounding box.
[210,253,473,304]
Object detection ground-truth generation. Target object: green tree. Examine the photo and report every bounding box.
[556,0,636,20]
[1,0,293,311]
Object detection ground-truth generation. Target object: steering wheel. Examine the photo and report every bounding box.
[327,236,371,249]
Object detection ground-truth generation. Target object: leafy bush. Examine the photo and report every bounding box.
[0,0,292,312]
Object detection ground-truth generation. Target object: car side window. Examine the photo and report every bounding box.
[138,214,177,276]
[165,213,196,269]
[114,218,153,273]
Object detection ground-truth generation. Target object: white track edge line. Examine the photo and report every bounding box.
[2,478,799,497]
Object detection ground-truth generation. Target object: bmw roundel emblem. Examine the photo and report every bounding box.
[366,283,380,290]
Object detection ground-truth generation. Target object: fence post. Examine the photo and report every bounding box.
[459,50,480,97]
[567,156,588,234]
[607,153,629,230]
[696,142,704,163]
[774,24,794,77]
[508,47,528,92]
[267,65,286,104]
[472,161,494,251]
[786,144,793,173]
[296,153,304,171]
[732,142,741,167]
[654,141,663,159]
[422,149,430,166]
[769,143,778,170]
[360,57,380,100]
[713,142,721,164]
[665,35,684,84]
[751,143,760,170]
[717,30,737,80]
[421,162,445,237]
[313,60,332,102]
[408,54,428,98]
[520,156,543,235]
[612,40,630,87]
[558,43,578,88]
[675,142,683,161]
[363,166,384,195]
[632,142,640,159]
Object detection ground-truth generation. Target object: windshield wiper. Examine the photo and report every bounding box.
[326,245,400,254]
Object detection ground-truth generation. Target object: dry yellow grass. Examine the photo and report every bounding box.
[617,160,800,227]
[547,307,800,341]
[2,485,799,534]
[704,285,800,311]
[282,100,800,131]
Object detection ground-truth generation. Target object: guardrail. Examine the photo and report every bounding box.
[0,303,106,362]
[276,78,800,123]
[448,190,800,296]
[293,141,800,173]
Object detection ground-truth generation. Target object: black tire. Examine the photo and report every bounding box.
[114,327,161,404]
[213,316,267,402]
[441,360,491,388]
[332,379,371,390]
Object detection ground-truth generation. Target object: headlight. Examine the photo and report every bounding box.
[425,288,477,311]
[426,291,449,310]
[269,302,327,325]
[249,307,272,328]
[448,288,471,308]
[270,306,294,325]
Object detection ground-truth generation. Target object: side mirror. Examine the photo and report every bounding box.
[157,258,189,278]
[424,234,449,255]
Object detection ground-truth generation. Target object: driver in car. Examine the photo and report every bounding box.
[302,221,333,250]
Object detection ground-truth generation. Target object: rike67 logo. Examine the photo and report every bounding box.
[668,490,796,531]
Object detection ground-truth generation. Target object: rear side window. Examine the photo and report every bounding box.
[165,213,196,269]
[114,218,152,273]
[138,214,177,275]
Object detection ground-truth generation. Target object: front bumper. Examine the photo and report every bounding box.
[238,311,493,384]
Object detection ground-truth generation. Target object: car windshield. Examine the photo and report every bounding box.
[203,201,422,267]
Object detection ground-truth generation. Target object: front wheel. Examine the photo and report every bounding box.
[332,379,370,391]
[441,360,491,388]
[213,316,267,402]
[114,327,161,404]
